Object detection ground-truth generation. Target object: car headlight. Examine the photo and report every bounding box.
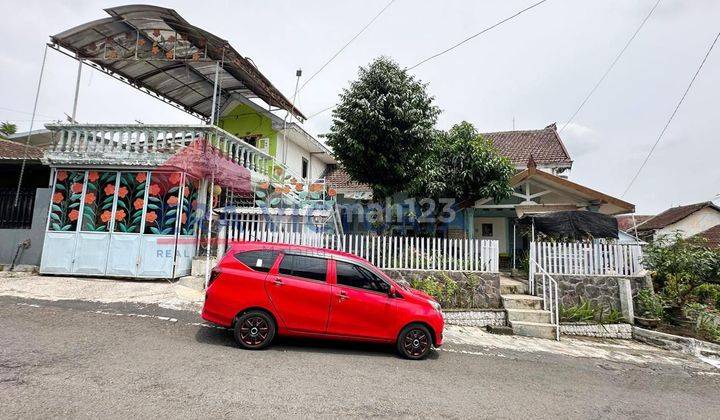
[427,299,441,312]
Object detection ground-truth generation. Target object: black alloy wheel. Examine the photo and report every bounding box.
[397,324,432,360]
[234,310,276,350]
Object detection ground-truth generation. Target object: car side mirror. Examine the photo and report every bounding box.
[388,285,400,298]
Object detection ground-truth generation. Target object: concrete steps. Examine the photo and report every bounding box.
[506,308,551,324]
[493,275,558,340]
[501,294,544,310]
[510,321,557,340]
[500,277,527,295]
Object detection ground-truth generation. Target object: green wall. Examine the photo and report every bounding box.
[218,104,278,157]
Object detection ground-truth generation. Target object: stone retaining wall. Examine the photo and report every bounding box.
[442,309,507,327]
[543,275,651,312]
[383,270,501,309]
[560,323,633,339]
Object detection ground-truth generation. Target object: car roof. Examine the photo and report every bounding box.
[229,241,370,264]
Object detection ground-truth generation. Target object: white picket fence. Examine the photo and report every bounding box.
[225,228,499,272]
[530,241,644,277]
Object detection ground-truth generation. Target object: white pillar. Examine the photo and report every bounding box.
[618,278,635,324]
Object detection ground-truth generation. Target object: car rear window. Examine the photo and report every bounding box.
[234,250,279,272]
[278,254,328,282]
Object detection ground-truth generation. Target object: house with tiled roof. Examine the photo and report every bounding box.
[633,201,720,242]
[327,123,634,262]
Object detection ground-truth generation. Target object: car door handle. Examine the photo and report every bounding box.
[273,277,283,286]
[338,291,349,301]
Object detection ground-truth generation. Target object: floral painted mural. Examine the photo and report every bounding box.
[180,176,199,236]
[80,171,118,232]
[50,170,86,231]
[114,172,148,233]
[144,172,182,235]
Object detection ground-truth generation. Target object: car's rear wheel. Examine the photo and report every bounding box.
[397,324,432,360]
[234,310,276,350]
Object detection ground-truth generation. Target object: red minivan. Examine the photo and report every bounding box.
[202,242,444,359]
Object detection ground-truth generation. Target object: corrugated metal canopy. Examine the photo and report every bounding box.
[50,4,305,120]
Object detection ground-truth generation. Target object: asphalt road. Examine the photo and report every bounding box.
[1,296,719,419]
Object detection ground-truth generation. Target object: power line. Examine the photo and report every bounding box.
[622,30,720,198]
[307,105,336,120]
[0,106,56,120]
[307,0,549,119]
[407,0,549,71]
[299,0,396,92]
[559,0,660,133]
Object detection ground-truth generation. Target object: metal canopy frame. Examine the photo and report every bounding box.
[49,4,305,122]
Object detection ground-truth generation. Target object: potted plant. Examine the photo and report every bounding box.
[635,288,663,328]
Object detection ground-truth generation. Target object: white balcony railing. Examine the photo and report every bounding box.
[44,123,275,176]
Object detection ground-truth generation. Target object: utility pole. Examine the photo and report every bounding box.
[282,69,302,164]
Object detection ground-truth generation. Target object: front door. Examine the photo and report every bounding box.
[326,260,395,340]
[266,253,332,333]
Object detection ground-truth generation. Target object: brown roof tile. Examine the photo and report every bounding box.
[636,202,720,231]
[482,123,573,167]
[695,225,720,248]
[0,140,43,160]
[616,215,654,232]
[325,165,370,192]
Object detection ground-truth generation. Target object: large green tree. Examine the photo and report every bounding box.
[325,57,440,200]
[411,121,515,209]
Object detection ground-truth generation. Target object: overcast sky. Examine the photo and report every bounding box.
[1,0,718,214]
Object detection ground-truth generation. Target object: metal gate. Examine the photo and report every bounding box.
[40,169,199,279]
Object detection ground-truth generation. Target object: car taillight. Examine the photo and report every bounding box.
[208,269,221,287]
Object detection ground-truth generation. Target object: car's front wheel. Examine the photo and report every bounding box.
[234,310,276,350]
[397,324,432,360]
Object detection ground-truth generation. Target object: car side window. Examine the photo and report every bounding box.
[336,261,390,294]
[234,250,278,273]
[278,254,328,282]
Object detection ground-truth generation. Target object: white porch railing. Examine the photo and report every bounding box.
[226,226,499,273]
[530,241,644,277]
[45,123,275,176]
[528,257,560,341]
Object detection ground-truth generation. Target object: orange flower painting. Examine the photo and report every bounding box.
[145,211,157,223]
[114,209,126,221]
[71,183,83,194]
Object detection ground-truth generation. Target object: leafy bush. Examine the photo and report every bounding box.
[643,233,720,308]
[694,283,720,309]
[636,288,665,319]
[408,274,481,309]
[560,299,597,322]
[560,298,626,324]
[684,303,720,344]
